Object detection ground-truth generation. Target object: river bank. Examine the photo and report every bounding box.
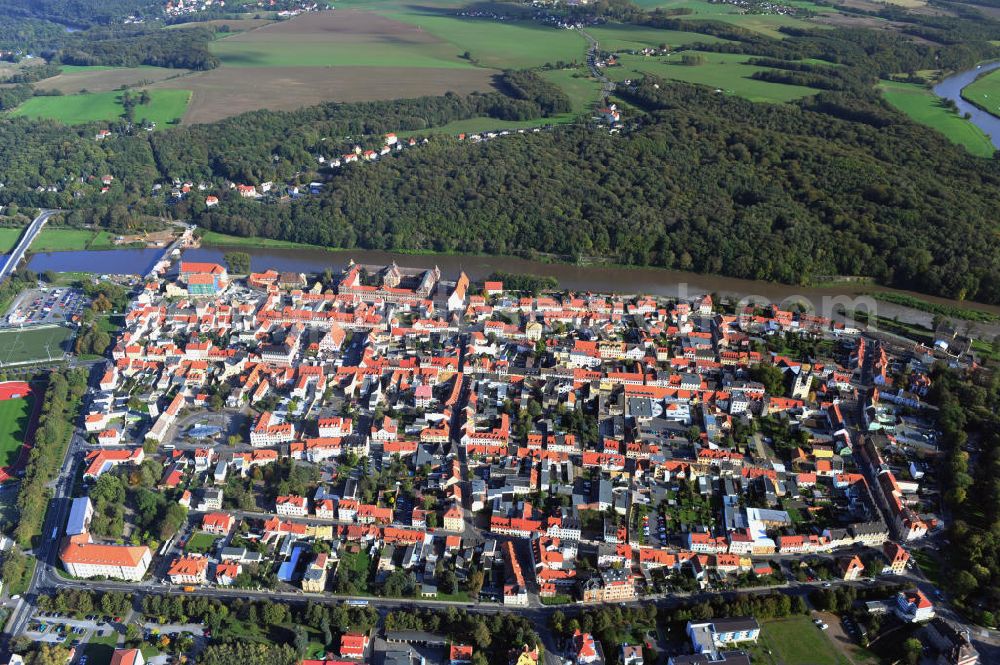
[931,60,1000,149]
[8,230,1000,342]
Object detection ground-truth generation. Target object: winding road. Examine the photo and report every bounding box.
[578,28,615,106]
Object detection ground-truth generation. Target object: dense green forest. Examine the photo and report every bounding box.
[927,364,1000,625]
[51,26,219,69]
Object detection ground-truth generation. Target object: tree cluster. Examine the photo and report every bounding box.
[15,368,88,546]
[925,363,1000,625]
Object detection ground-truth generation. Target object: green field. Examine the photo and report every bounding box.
[32,228,117,252]
[55,65,121,74]
[200,230,334,250]
[399,114,578,137]
[630,0,742,13]
[0,325,74,365]
[0,396,32,468]
[881,80,995,157]
[961,67,1000,117]
[541,68,603,113]
[585,23,728,51]
[380,13,588,69]
[11,89,191,126]
[751,616,850,665]
[687,12,816,38]
[0,228,25,253]
[625,0,819,36]
[185,532,221,553]
[606,52,821,103]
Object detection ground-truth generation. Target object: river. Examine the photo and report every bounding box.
[9,243,999,333]
[932,61,1000,149]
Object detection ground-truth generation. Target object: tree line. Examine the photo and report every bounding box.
[15,367,89,547]
[926,363,1000,626]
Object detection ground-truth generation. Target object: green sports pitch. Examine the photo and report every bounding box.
[0,325,74,366]
[0,396,32,468]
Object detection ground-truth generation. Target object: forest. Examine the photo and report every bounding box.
[50,26,219,70]
[926,364,1000,625]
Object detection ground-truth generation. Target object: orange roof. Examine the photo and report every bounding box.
[168,556,208,577]
[110,649,143,665]
[61,539,149,568]
[180,262,225,275]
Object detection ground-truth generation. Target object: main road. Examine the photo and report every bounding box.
[0,210,58,283]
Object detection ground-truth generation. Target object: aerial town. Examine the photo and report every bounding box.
[0,254,982,665]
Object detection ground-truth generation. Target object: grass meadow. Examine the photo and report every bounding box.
[606,52,821,103]
[11,89,191,126]
[961,67,1000,117]
[881,80,995,157]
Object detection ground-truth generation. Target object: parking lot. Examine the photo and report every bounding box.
[23,613,116,650]
[5,287,86,326]
[23,612,205,665]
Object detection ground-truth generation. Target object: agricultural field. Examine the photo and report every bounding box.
[0,325,73,366]
[10,89,191,126]
[11,0,853,124]
[152,9,502,123]
[376,11,588,69]
[0,396,32,469]
[210,11,481,69]
[880,80,996,157]
[961,68,1000,117]
[32,228,118,252]
[626,0,821,37]
[605,52,822,103]
[34,65,188,95]
[584,23,729,51]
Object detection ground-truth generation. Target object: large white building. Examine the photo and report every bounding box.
[60,535,151,581]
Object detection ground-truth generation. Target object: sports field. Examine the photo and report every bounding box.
[11,89,191,126]
[0,396,32,469]
[606,52,822,103]
[0,325,73,366]
[961,68,1000,117]
[881,80,995,157]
